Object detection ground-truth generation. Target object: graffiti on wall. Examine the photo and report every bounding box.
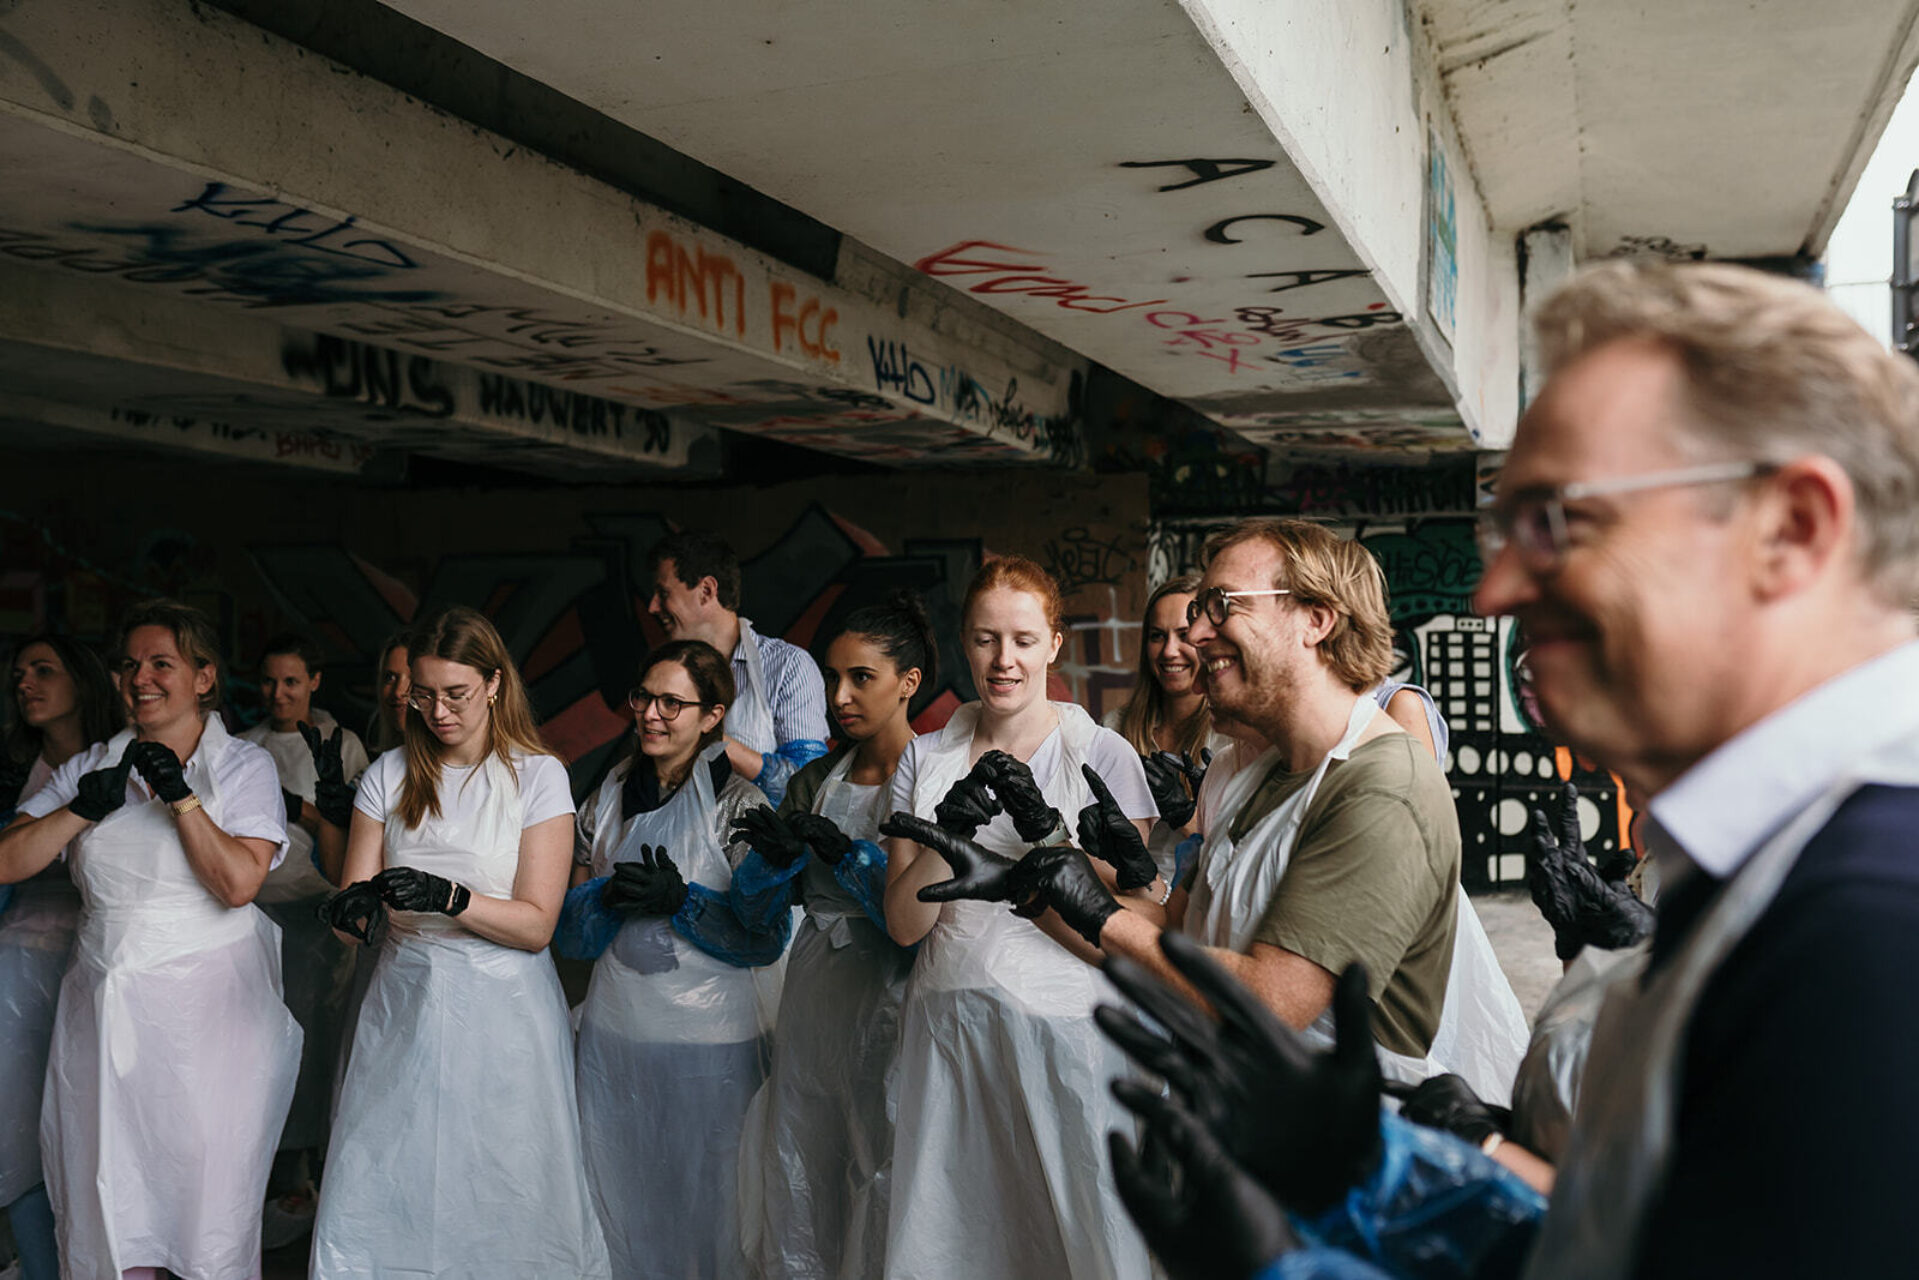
[1150,516,1632,891]
[0,500,1138,799]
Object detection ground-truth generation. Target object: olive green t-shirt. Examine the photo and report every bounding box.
[1226,732,1460,1057]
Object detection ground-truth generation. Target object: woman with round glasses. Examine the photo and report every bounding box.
[560,639,792,1280]
[0,635,117,1280]
[312,606,608,1278]
[880,556,1160,1280]
[1,601,299,1280]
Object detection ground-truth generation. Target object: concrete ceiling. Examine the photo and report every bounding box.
[1422,0,1919,258]
[374,0,1464,451]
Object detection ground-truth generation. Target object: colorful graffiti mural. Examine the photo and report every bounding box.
[1,465,1145,803]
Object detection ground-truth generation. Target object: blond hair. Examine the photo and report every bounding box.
[1199,519,1395,692]
[1535,260,1919,601]
[397,606,553,829]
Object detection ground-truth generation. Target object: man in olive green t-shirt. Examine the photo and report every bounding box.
[1092,517,1460,1057]
[1224,730,1459,1057]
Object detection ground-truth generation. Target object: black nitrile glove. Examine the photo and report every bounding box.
[1099,933,1382,1215]
[879,812,1023,904]
[1109,1086,1299,1280]
[1077,764,1158,891]
[602,845,687,916]
[1528,782,1653,962]
[373,865,471,916]
[0,754,31,813]
[932,767,1002,839]
[129,740,192,804]
[69,745,137,823]
[978,749,1063,844]
[1394,1072,1508,1148]
[318,880,387,946]
[1007,842,1120,947]
[787,812,853,865]
[731,805,808,870]
[299,721,356,830]
[1142,752,1199,831]
[282,788,306,826]
[313,779,357,832]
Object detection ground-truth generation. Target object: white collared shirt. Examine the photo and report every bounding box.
[1648,640,1919,880]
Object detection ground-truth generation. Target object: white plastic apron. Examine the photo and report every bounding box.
[0,756,80,1206]
[730,619,778,756]
[743,752,911,1280]
[242,715,356,1151]
[577,743,766,1280]
[886,702,1151,1280]
[1519,755,1903,1280]
[1509,943,1649,1163]
[313,752,609,1279]
[43,720,300,1280]
[1184,698,1528,1101]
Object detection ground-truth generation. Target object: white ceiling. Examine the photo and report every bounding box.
[1423,0,1919,258]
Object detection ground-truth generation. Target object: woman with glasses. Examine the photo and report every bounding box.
[742,592,932,1280]
[312,606,608,1279]
[0,635,117,1280]
[879,556,1160,1280]
[0,601,300,1280]
[559,639,792,1280]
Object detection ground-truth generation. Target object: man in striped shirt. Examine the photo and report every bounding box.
[645,529,829,806]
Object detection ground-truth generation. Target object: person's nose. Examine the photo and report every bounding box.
[1472,539,1540,618]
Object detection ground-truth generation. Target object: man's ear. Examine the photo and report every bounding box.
[1298,602,1340,649]
[1750,456,1852,602]
[698,576,721,608]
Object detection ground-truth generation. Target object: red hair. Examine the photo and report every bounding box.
[961,555,1064,636]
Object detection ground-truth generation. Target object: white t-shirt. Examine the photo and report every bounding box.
[354,748,575,830]
[890,716,1158,835]
[21,717,291,867]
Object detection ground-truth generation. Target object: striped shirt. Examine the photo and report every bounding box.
[732,628,829,807]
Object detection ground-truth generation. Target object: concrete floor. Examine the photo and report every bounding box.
[1469,887,1564,1024]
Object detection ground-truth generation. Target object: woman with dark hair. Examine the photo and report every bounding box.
[741,592,933,1280]
[0,635,117,1280]
[880,557,1161,1280]
[559,638,791,1280]
[0,600,300,1280]
[312,606,607,1278]
[364,630,411,756]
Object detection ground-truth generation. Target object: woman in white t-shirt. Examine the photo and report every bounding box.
[0,633,118,1280]
[879,556,1162,1280]
[311,606,607,1279]
[0,601,300,1280]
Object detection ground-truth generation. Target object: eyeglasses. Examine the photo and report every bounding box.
[1476,460,1772,574]
[407,686,478,713]
[1186,586,1292,627]
[627,688,710,721]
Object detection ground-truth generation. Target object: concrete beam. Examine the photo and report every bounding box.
[0,0,1089,468]
[0,261,717,478]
